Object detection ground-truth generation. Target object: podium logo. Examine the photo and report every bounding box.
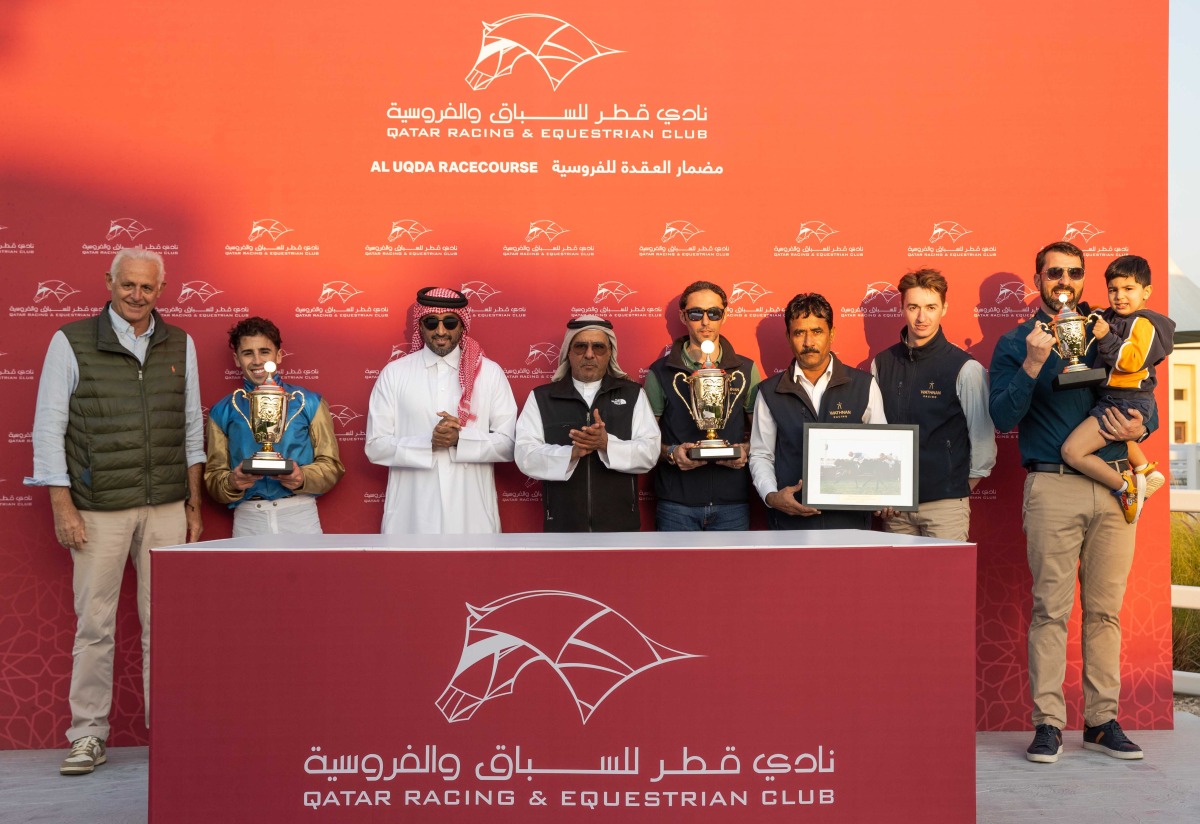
[594,281,636,304]
[526,220,568,244]
[525,341,560,366]
[996,281,1035,306]
[1063,221,1104,244]
[329,405,362,429]
[318,281,363,304]
[107,218,151,241]
[929,221,971,245]
[34,280,80,303]
[178,280,223,304]
[730,281,771,305]
[389,219,431,243]
[662,220,703,244]
[248,219,293,243]
[795,220,838,245]
[862,281,899,305]
[466,14,622,92]
[436,590,698,724]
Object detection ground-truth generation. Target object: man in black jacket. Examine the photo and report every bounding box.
[645,281,762,531]
[515,316,659,531]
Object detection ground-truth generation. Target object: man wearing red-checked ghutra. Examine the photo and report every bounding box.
[366,286,517,533]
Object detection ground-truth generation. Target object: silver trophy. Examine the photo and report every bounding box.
[671,340,748,460]
[231,361,306,475]
[1039,295,1106,391]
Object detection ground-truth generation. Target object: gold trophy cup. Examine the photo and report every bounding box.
[231,361,306,475]
[671,340,748,460]
[1039,295,1106,391]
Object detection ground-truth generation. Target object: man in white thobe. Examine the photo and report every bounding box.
[366,286,517,534]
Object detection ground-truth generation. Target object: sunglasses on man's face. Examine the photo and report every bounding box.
[684,307,725,322]
[421,315,461,331]
[1041,267,1085,281]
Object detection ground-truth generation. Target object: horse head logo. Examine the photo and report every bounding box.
[465,14,622,91]
[107,218,151,241]
[929,221,971,245]
[795,221,837,244]
[436,591,698,723]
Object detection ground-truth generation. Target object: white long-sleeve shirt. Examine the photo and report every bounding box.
[749,360,886,503]
[365,345,517,534]
[514,380,660,481]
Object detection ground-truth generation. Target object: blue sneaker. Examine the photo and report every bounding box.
[1082,720,1143,760]
[1025,724,1062,763]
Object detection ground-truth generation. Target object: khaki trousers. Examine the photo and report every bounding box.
[1022,472,1135,729]
[67,501,185,743]
[883,496,971,542]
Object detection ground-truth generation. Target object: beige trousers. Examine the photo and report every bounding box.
[883,496,971,542]
[67,501,185,743]
[1022,472,1135,729]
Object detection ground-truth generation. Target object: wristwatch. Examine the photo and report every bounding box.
[665,445,679,465]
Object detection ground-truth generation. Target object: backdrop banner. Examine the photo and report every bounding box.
[0,1,1170,748]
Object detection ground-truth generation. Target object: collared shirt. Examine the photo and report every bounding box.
[643,341,762,416]
[748,358,886,502]
[514,380,660,482]
[365,344,517,534]
[25,306,205,487]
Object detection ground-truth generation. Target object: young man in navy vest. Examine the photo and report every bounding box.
[749,292,886,529]
[871,269,995,540]
[515,316,659,531]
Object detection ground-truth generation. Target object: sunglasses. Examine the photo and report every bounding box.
[420,315,461,331]
[684,307,725,322]
[1041,267,1085,281]
[571,341,610,355]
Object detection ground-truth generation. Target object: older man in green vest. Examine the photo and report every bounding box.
[26,247,205,775]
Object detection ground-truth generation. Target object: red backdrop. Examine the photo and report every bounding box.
[0,1,1170,748]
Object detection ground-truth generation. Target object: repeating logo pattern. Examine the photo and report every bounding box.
[34,281,80,303]
[248,219,293,243]
[178,280,224,304]
[796,220,838,244]
[1063,221,1104,244]
[390,219,432,243]
[107,218,152,241]
[594,281,637,304]
[929,221,971,245]
[730,282,771,304]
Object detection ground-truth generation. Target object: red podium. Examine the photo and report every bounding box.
[150,531,976,822]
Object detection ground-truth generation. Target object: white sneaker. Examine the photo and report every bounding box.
[60,735,106,775]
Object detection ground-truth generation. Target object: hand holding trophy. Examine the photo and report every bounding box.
[1039,294,1107,391]
[231,361,307,475]
[671,339,747,460]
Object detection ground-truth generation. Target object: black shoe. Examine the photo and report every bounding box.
[1082,720,1143,760]
[1025,724,1063,763]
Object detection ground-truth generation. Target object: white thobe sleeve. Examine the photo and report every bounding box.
[749,392,780,503]
[365,362,436,469]
[514,390,577,481]
[597,390,660,474]
[453,363,517,464]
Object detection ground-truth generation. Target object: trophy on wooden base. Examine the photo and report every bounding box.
[231,361,306,475]
[1040,294,1106,391]
[671,340,748,460]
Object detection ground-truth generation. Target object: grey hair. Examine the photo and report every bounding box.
[109,247,165,284]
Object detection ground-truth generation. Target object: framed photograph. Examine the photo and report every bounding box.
[801,424,919,511]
